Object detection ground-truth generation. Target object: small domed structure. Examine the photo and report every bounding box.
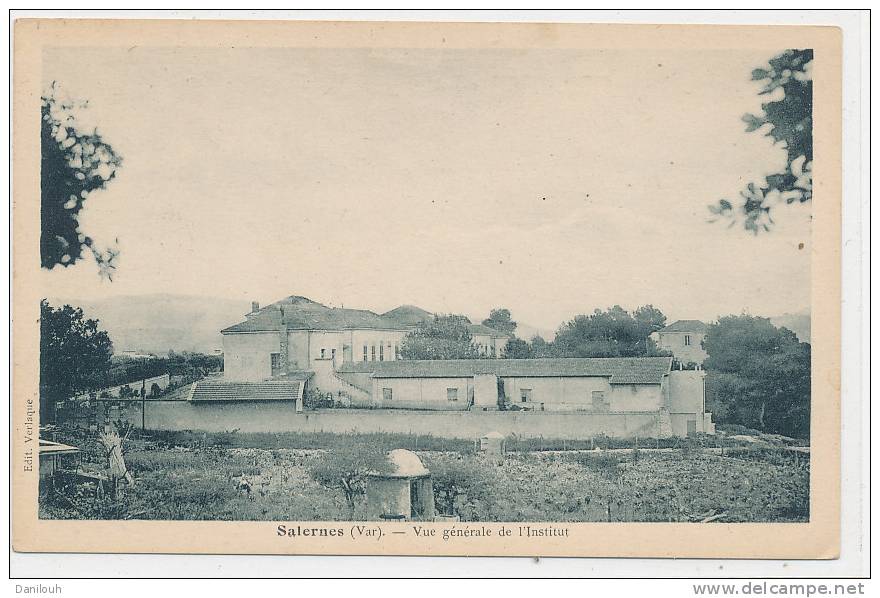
[365,449,434,521]
[385,449,430,478]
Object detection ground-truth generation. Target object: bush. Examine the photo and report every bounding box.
[423,454,488,517]
[568,451,622,481]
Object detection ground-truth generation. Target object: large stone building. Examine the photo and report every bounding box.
[209,297,713,438]
[650,319,709,365]
[220,296,510,390]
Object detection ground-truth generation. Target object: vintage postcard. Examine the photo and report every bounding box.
[12,19,841,558]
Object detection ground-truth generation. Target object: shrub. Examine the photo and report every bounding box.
[309,443,391,518]
[568,451,622,481]
[423,455,487,517]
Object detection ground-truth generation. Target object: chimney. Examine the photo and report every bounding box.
[251,301,260,313]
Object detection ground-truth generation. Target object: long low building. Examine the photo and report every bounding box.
[337,357,714,437]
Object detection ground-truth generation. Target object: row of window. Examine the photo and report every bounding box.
[363,343,399,362]
[380,387,461,401]
[378,387,611,408]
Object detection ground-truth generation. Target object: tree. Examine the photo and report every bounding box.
[423,456,488,517]
[703,315,810,438]
[552,305,668,358]
[710,49,812,233]
[502,337,532,359]
[41,83,122,277]
[310,443,391,518]
[633,304,667,332]
[399,314,479,360]
[529,335,553,358]
[40,300,113,423]
[482,308,517,336]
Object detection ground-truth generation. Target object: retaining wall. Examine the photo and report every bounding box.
[111,400,665,439]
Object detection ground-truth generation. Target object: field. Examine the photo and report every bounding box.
[39,429,809,523]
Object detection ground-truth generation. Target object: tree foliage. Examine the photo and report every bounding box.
[423,455,489,517]
[481,308,517,336]
[40,299,113,423]
[711,49,813,233]
[501,337,532,359]
[703,315,810,438]
[399,314,479,360]
[551,305,668,358]
[41,83,122,277]
[309,443,392,517]
[528,335,553,358]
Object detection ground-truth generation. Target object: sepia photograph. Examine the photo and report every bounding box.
[11,18,844,559]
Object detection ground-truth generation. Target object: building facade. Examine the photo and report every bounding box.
[338,356,714,436]
[216,297,713,437]
[221,296,510,390]
[650,320,709,365]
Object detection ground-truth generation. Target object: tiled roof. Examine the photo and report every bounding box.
[222,296,407,333]
[658,320,708,333]
[468,323,512,339]
[189,380,302,402]
[382,305,433,327]
[342,357,672,385]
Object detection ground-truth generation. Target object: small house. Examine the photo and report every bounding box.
[649,320,709,365]
[365,449,435,521]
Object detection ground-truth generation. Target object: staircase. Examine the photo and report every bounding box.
[329,372,373,404]
[189,380,303,402]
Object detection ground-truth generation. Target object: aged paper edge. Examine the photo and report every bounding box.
[11,19,842,558]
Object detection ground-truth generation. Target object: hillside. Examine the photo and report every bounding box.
[769,312,811,343]
[49,294,250,355]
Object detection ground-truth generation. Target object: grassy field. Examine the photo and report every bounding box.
[39,429,809,523]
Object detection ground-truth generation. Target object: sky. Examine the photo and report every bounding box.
[40,46,811,331]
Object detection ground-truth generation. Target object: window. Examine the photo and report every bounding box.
[394,344,400,360]
[379,343,384,361]
[520,388,532,403]
[447,388,459,402]
[331,348,336,360]
[320,348,326,359]
[383,388,393,401]
[684,334,691,346]
[270,352,282,376]
[371,345,377,361]
[363,345,368,361]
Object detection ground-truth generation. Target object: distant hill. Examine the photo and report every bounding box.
[48,294,250,355]
[769,312,811,343]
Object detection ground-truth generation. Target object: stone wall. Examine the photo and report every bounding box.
[111,400,666,439]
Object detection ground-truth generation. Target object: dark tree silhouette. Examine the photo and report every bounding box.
[399,314,479,360]
[40,299,113,423]
[552,305,668,358]
[41,83,122,277]
[501,337,532,359]
[710,49,813,233]
[703,315,811,438]
[481,308,517,336]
